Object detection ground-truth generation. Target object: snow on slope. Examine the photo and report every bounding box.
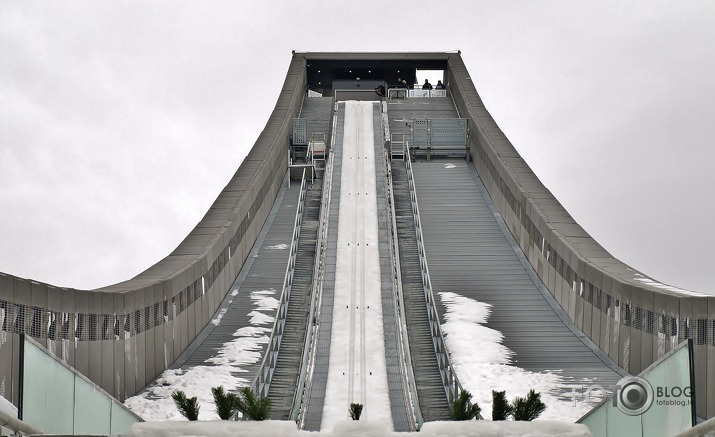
[439,291,595,421]
[322,101,392,430]
[124,289,278,421]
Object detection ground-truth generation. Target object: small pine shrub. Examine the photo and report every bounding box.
[212,386,240,420]
[449,389,481,421]
[349,403,363,420]
[511,389,546,421]
[172,390,200,421]
[491,390,513,421]
[235,386,272,421]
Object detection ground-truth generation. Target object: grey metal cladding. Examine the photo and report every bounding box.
[446,53,714,419]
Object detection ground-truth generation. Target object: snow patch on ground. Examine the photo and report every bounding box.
[211,308,228,326]
[124,289,278,421]
[439,291,594,421]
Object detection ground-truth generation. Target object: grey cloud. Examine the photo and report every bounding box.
[1,1,713,293]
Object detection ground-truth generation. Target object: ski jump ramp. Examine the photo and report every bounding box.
[1,52,713,424]
[321,101,392,429]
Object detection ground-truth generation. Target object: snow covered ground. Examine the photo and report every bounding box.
[439,291,595,421]
[322,101,392,430]
[124,288,279,421]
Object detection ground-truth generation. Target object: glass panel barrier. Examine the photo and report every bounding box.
[112,399,141,434]
[580,403,607,437]
[74,382,111,434]
[21,337,75,434]
[20,335,141,434]
[641,346,693,435]
[578,339,695,437]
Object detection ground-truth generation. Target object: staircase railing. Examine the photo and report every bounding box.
[404,151,470,412]
[291,102,338,427]
[250,169,308,399]
[380,101,423,429]
[385,151,423,430]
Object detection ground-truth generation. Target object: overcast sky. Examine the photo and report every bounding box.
[1,1,713,295]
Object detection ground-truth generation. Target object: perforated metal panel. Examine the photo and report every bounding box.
[411,119,467,149]
[412,119,429,148]
[293,118,307,145]
[430,119,467,148]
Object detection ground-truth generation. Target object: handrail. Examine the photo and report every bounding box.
[675,417,715,437]
[290,134,334,429]
[308,133,326,172]
[382,101,391,146]
[250,168,308,399]
[385,151,423,430]
[407,89,447,98]
[0,410,44,436]
[404,146,471,413]
[290,104,338,426]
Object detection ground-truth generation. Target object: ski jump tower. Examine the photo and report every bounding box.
[0,52,712,422]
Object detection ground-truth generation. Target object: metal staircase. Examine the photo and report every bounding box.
[390,163,451,421]
[267,180,322,419]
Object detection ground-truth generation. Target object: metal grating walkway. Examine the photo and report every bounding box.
[300,97,333,142]
[268,179,322,419]
[373,105,412,432]
[391,163,451,422]
[386,97,459,142]
[301,103,345,431]
[170,177,299,383]
[411,161,625,396]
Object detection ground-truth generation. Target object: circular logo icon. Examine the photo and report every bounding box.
[616,376,654,415]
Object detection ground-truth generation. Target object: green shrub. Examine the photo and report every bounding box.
[491,390,513,421]
[235,386,272,421]
[511,389,546,421]
[349,403,363,420]
[171,390,200,421]
[449,389,481,421]
[212,386,240,420]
